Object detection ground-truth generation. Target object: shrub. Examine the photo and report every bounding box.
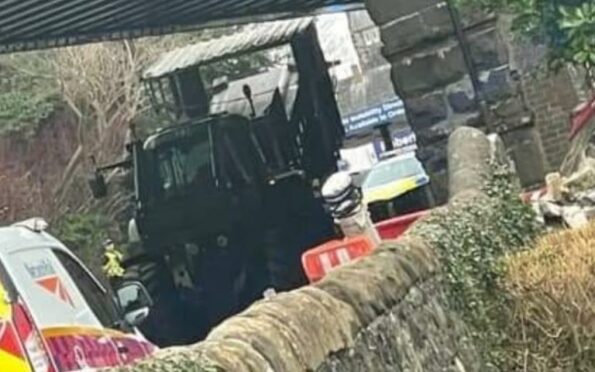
[410,165,542,368]
[0,91,57,137]
[504,222,595,371]
[0,53,59,138]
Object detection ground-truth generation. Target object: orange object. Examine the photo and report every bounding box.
[302,236,375,283]
[520,188,547,203]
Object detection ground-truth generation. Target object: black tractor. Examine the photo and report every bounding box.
[89,18,345,346]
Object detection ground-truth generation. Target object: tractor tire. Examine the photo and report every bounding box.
[122,258,197,347]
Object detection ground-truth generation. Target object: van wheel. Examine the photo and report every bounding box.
[123,258,196,346]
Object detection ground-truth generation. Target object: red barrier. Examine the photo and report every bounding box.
[301,236,374,283]
[375,210,429,240]
[570,95,595,139]
[303,190,544,282]
[301,210,430,283]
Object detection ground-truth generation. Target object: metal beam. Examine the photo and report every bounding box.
[0,0,363,53]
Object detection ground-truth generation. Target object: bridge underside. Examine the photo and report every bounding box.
[0,0,362,53]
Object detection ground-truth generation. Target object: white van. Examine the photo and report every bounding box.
[0,218,156,371]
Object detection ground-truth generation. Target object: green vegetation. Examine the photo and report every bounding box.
[0,53,59,137]
[0,91,57,137]
[118,355,219,372]
[411,165,542,368]
[412,162,595,370]
[459,0,595,87]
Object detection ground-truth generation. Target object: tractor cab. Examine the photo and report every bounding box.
[140,18,343,184]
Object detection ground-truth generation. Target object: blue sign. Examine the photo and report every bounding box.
[342,98,406,134]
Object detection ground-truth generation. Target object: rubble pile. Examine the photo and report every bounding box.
[528,157,595,228]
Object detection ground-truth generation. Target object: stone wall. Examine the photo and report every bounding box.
[347,10,386,71]
[364,0,582,196]
[503,21,582,173]
[317,276,478,372]
[118,128,498,372]
[363,0,511,202]
[120,237,480,372]
[522,71,574,171]
[520,67,578,172]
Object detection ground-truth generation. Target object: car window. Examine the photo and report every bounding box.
[363,156,424,189]
[7,247,101,328]
[53,250,121,329]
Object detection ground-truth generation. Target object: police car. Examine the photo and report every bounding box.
[362,152,434,222]
[0,218,156,371]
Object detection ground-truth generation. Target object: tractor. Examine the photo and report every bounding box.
[88,18,345,346]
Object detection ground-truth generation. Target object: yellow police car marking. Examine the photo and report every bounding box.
[363,177,419,204]
[42,325,128,339]
[0,347,30,371]
[0,283,11,320]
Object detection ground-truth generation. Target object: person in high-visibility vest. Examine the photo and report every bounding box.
[102,239,125,279]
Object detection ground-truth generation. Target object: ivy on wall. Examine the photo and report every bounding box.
[410,164,542,368]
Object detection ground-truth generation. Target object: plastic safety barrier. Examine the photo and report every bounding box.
[302,236,375,283]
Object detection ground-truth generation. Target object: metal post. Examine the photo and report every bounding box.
[445,0,492,129]
[322,172,382,247]
[376,122,394,151]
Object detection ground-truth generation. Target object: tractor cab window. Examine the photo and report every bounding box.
[155,127,214,199]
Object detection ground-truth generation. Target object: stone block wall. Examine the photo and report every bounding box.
[521,68,578,171]
[364,0,520,202]
[120,237,480,372]
[364,0,585,194]
[503,21,582,173]
[317,276,478,372]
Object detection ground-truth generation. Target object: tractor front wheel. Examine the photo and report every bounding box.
[122,258,198,346]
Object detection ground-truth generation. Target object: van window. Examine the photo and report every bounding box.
[8,248,100,328]
[53,250,121,329]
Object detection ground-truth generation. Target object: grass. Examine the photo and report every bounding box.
[503,222,595,371]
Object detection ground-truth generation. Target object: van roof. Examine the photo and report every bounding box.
[0,226,66,256]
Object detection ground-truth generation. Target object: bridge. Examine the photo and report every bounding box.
[0,0,362,53]
[0,1,577,370]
